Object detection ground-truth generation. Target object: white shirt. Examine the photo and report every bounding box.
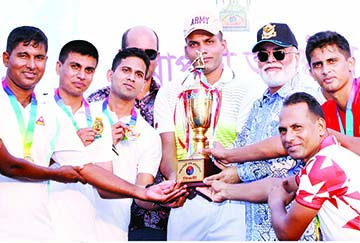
[154,66,263,158]
[47,94,112,241]
[0,88,58,240]
[91,100,161,241]
[154,66,263,240]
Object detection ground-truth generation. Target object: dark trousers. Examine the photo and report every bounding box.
[128,227,167,241]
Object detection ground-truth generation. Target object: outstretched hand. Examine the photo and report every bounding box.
[195,162,242,202]
[145,180,188,205]
[202,141,231,164]
[196,179,229,203]
[160,186,191,208]
[203,162,241,184]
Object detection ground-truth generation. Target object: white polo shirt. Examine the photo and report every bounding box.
[155,67,262,159]
[154,67,263,240]
[46,94,113,241]
[0,88,58,240]
[91,100,161,241]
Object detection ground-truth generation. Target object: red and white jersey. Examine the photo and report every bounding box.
[295,136,360,240]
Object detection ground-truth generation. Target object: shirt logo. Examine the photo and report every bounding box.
[36,116,45,126]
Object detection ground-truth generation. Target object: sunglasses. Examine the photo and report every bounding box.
[256,50,297,62]
[144,49,158,61]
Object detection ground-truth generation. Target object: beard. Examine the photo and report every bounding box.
[260,60,298,88]
[261,75,288,88]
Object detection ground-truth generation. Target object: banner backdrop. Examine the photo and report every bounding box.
[0,0,359,96]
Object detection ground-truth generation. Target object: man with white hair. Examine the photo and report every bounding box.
[203,22,325,240]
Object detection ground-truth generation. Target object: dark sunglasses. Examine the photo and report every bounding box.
[256,50,297,62]
[144,49,158,61]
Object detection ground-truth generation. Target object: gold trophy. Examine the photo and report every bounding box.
[177,51,222,187]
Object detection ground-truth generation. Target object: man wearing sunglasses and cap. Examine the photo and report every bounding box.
[202,23,325,241]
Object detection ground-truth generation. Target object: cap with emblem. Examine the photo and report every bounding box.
[183,9,223,38]
[252,23,298,53]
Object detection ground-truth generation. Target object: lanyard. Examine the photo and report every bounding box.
[102,98,137,126]
[54,88,92,130]
[336,79,357,136]
[2,79,37,159]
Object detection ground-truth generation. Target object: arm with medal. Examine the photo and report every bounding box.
[1,81,85,183]
[0,138,85,183]
[88,108,186,206]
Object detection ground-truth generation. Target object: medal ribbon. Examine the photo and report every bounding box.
[336,78,358,136]
[2,79,37,158]
[196,68,211,89]
[175,91,191,154]
[54,88,92,130]
[126,107,137,127]
[209,88,221,148]
[102,98,137,126]
[102,98,114,125]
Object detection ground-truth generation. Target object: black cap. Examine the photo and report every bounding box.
[252,23,298,53]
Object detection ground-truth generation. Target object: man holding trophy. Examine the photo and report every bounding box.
[154,9,263,241]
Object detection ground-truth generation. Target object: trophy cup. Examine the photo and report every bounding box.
[176,51,222,187]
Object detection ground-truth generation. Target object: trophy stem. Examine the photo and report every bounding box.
[191,127,208,159]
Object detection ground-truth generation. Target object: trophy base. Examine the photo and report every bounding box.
[177,156,221,188]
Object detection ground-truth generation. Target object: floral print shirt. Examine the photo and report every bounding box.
[234,74,323,241]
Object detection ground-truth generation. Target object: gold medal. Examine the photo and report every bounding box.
[92,117,104,139]
[125,125,140,141]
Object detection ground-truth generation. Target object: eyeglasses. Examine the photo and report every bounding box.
[144,49,158,61]
[256,50,297,62]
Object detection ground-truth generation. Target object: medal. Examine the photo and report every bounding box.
[2,80,37,160]
[124,125,140,141]
[102,98,140,141]
[24,154,34,162]
[92,117,104,139]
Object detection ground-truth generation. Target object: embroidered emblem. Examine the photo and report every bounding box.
[262,23,277,40]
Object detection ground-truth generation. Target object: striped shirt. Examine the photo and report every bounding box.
[154,66,262,159]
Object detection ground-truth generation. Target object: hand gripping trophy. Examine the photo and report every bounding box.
[176,51,221,187]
